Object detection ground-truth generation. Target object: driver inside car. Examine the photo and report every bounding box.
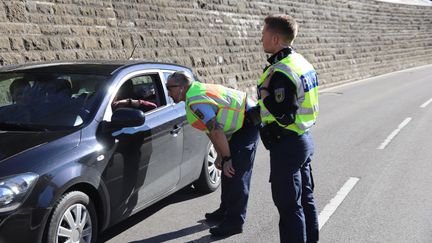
[112,80,157,112]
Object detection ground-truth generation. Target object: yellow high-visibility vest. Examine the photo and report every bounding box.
[185,82,247,136]
[258,52,319,135]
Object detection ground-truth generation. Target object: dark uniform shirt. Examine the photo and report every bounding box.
[260,47,299,126]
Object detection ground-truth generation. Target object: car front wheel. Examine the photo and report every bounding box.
[194,142,221,193]
[45,191,98,243]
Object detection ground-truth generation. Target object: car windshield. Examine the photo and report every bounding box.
[0,72,109,131]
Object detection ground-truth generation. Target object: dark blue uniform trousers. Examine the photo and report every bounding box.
[269,131,319,243]
[218,120,259,227]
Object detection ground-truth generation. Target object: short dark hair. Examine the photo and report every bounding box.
[264,14,298,44]
[167,71,193,87]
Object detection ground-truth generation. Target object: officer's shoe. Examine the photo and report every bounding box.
[204,208,225,222]
[209,222,243,237]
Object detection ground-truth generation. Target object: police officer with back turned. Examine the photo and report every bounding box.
[166,71,259,237]
[258,14,320,243]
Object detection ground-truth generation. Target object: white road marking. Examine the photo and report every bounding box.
[318,177,360,230]
[420,98,432,108]
[377,117,412,150]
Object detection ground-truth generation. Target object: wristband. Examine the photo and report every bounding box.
[221,156,231,166]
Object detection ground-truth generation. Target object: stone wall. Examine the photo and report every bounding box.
[0,0,431,95]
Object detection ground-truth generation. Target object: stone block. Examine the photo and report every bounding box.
[110,39,123,49]
[40,51,57,61]
[56,51,78,60]
[10,37,24,51]
[0,3,7,21]
[40,25,71,35]
[70,26,88,36]
[0,37,10,51]
[4,2,27,22]
[121,37,133,49]
[98,38,111,49]
[0,53,24,65]
[24,52,43,62]
[61,38,82,49]
[49,38,62,50]
[23,37,49,51]
[83,38,99,49]
[36,3,54,15]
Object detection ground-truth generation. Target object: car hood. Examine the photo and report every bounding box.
[0,130,73,162]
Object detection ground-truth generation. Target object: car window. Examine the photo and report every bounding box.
[131,74,165,107]
[162,72,173,84]
[111,73,166,114]
[162,71,176,104]
[0,72,109,131]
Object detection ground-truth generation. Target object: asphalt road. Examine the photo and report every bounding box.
[100,64,432,243]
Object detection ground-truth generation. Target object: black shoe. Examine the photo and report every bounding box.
[209,223,243,237]
[205,208,225,222]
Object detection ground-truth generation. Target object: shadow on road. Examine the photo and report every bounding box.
[126,218,231,243]
[98,186,215,243]
[129,220,212,243]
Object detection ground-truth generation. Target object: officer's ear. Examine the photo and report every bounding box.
[272,33,279,44]
[177,86,185,101]
[274,33,289,47]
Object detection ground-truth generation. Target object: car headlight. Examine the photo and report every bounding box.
[0,172,39,213]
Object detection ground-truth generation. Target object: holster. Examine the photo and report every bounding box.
[244,105,261,127]
[259,125,276,150]
[259,123,298,150]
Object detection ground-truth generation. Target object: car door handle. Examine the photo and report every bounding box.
[170,125,182,136]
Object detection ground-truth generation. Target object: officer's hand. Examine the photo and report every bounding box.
[215,156,222,170]
[223,159,235,178]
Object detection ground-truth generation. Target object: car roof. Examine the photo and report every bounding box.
[0,60,192,76]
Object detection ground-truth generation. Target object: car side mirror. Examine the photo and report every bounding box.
[111,108,145,129]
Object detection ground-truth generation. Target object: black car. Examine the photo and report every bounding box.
[0,61,221,243]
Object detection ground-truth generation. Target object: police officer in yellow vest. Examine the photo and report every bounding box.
[166,71,259,237]
[258,15,319,243]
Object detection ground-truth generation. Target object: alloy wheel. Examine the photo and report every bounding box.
[56,203,92,243]
[207,144,221,184]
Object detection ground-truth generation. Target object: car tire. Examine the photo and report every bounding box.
[194,142,221,193]
[45,191,98,243]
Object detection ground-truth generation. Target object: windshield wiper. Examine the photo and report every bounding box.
[0,122,47,131]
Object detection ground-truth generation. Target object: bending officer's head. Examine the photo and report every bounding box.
[166,71,193,103]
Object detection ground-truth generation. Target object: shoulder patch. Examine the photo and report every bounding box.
[275,88,285,103]
[193,108,205,120]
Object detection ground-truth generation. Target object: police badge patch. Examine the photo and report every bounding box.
[275,88,285,103]
[194,108,205,120]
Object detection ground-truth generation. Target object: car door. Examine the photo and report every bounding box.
[161,71,210,183]
[103,71,183,221]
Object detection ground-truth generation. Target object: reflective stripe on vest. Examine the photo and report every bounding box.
[186,82,246,136]
[258,52,319,135]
